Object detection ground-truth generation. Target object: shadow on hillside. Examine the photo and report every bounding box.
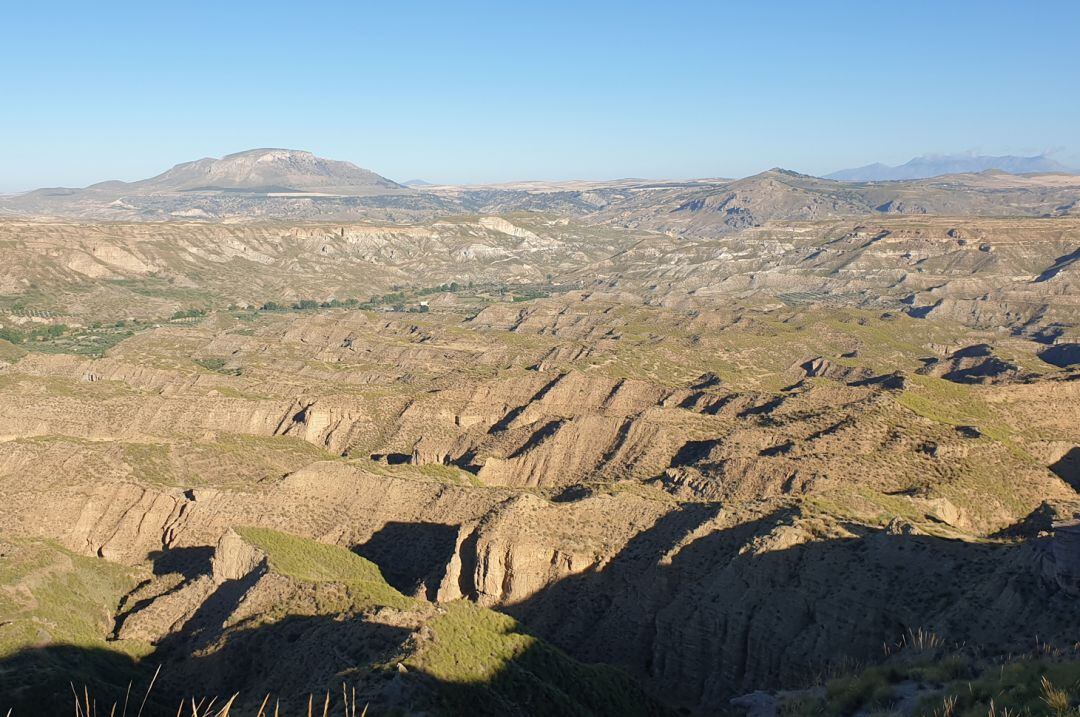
[0,611,668,717]
[1038,343,1080,368]
[0,532,672,716]
[494,505,1079,712]
[353,521,458,600]
[0,643,144,716]
[0,618,414,716]
[991,502,1061,538]
[148,545,214,579]
[154,612,417,715]
[1051,446,1080,489]
[3,505,1077,715]
[1034,248,1080,283]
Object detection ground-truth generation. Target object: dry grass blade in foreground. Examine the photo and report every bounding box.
[54,677,368,717]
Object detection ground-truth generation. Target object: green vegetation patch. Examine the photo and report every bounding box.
[193,356,242,375]
[897,375,1005,435]
[0,540,144,658]
[170,308,207,320]
[779,651,1080,717]
[409,601,672,716]
[0,538,149,713]
[234,527,411,609]
[118,435,335,489]
[918,658,1080,717]
[2,322,138,358]
[896,375,1037,469]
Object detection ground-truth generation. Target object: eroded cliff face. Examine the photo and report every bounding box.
[5,301,1074,516]
[10,436,1078,711]
[1,217,1079,713]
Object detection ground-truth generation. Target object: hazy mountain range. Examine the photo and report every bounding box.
[2,148,1080,231]
[826,153,1077,181]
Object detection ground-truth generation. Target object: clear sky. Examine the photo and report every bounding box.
[2,0,1078,191]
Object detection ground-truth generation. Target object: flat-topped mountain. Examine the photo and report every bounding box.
[0,148,426,221]
[61,148,407,195]
[113,148,407,194]
[827,153,1076,181]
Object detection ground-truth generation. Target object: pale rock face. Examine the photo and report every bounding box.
[66,484,191,563]
[738,521,811,556]
[114,574,217,643]
[478,216,540,240]
[435,515,597,606]
[64,252,119,278]
[90,244,158,273]
[452,243,512,261]
[921,497,968,528]
[211,529,267,583]
[62,244,158,277]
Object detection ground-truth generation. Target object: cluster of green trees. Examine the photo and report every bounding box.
[369,292,405,305]
[417,281,470,296]
[249,281,553,315]
[511,288,550,302]
[87,319,138,329]
[258,297,362,312]
[0,323,69,344]
[0,280,563,348]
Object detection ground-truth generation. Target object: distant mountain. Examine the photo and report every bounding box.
[826,154,1076,181]
[0,149,438,221]
[578,168,1080,238]
[3,150,1080,227]
[99,148,407,194]
[402,179,434,187]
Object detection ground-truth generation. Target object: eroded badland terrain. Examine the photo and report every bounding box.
[1,150,1079,715]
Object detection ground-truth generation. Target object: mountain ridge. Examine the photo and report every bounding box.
[827,153,1077,181]
[31,148,408,196]
[3,149,1080,228]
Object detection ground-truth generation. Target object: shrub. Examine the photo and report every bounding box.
[0,327,24,344]
[826,670,894,714]
[30,324,66,340]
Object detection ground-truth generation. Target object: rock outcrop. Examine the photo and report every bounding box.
[211,529,267,583]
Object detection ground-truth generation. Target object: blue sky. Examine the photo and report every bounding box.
[2,0,1078,190]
